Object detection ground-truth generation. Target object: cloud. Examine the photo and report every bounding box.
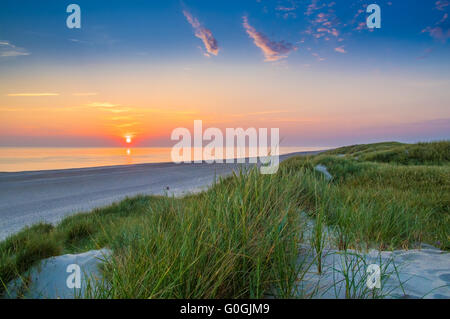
[420,1,450,42]
[85,102,131,113]
[104,108,130,113]
[303,2,342,44]
[230,110,291,117]
[417,48,434,60]
[275,0,299,19]
[117,122,139,128]
[422,26,450,42]
[436,0,450,11]
[355,22,367,31]
[305,0,324,16]
[437,12,449,24]
[110,116,133,121]
[183,10,219,56]
[334,46,346,54]
[311,52,325,61]
[0,40,30,57]
[86,102,119,108]
[68,38,92,45]
[72,92,98,96]
[7,93,58,97]
[242,16,295,62]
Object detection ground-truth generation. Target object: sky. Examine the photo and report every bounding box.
[0,0,449,147]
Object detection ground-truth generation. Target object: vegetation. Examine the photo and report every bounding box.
[284,140,449,250]
[1,168,304,298]
[325,141,450,165]
[0,141,448,298]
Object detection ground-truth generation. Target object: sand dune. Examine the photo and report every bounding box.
[0,152,313,240]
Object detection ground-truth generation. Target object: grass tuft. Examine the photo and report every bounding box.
[0,140,448,298]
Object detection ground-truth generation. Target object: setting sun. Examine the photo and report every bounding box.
[125,136,132,144]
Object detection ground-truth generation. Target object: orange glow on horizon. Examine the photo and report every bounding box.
[1,61,448,148]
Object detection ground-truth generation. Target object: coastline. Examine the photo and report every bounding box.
[0,150,323,240]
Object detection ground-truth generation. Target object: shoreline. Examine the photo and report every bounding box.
[0,150,325,175]
[1,142,449,299]
[0,150,324,240]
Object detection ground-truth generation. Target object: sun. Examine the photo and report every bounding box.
[125,136,132,144]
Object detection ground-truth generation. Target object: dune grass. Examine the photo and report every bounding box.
[1,167,305,298]
[0,140,448,298]
[325,141,450,165]
[284,140,449,251]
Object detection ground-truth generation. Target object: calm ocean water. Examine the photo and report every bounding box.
[0,147,329,172]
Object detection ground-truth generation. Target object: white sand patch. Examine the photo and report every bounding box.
[315,164,333,181]
[294,245,450,299]
[5,242,449,299]
[289,212,450,299]
[4,249,111,299]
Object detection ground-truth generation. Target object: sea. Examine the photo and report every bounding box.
[0,147,330,172]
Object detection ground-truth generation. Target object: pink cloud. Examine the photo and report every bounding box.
[334,46,346,54]
[306,0,325,16]
[183,10,219,56]
[435,0,450,11]
[437,13,448,24]
[422,26,450,42]
[312,52,325,61]
[242,16,295,62]
[355,22,367,31]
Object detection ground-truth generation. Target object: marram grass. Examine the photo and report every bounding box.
[0,141,448,298]
[1,167,305,298]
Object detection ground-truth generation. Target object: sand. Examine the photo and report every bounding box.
[314,164,333,181]
[4,249,111,299]
[293,245,450,299]
[5,245,449,299]
[302,165,450,298]
[0,152,314,240]
[2,155,448,299]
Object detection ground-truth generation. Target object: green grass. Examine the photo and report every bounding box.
[1,168,305,298]
[284,140,450,250]
[325,141,450,165]
[0,140,448,298]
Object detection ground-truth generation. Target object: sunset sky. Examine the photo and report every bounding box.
[0,0,449,147]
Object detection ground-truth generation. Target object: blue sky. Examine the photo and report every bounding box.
[1,0,449,67]
[0,0,449,147]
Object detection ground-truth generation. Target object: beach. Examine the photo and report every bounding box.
[1,142,448,299]
[0,151,314,240]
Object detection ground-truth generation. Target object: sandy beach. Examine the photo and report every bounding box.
[2,146,449,300]
[0,151,315,240]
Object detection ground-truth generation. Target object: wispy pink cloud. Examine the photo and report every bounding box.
[422,26,450,42]
[275,0,299,19]
[437,12,448,24]
[305,0,324,16]
[242,16,295,62]
[183,10,219,57]
[303,2,341,43]
[421,1,450,42]
[312,52,325,61]
[334,46,346,54]
[436,0,450,11]
[417,47,434,60]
